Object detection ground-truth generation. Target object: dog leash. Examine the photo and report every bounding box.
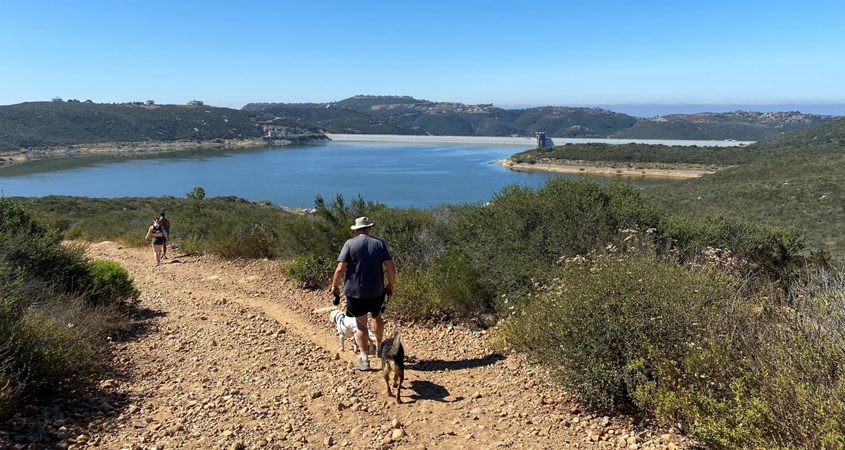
[381,294,390,313]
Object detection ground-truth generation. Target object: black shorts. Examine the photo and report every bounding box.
[346,294,384,318]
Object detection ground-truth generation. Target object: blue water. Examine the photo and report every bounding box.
[0,141,622,208]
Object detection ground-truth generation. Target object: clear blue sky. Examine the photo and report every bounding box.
[1,0,844,111]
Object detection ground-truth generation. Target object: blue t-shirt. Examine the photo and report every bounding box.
[337,234,392,299]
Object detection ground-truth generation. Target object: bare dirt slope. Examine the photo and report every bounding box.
[55,242,686,450]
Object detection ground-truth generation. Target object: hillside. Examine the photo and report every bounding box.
[245,96,640,137]
[243,95,835,140]
[0,101,265,150]
[243,102,421,135]
[511,142,752,168]
[614,111,831,141]
[648,117,845,256]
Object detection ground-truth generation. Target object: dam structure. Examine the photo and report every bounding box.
[326,133,755,148]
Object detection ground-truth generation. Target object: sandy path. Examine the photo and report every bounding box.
[38,242,686,450]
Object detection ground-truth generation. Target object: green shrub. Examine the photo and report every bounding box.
[368,206,454,269]
[208,222,278,259]
[0,198,132,418]
[186,186,206,200]
[658,215,805,287]
[500,255,735,408]
[390,250,487,319]
[87,259,139,307]
[647,270,845,449]
[177,233,204,255]
[283,252,335,289]
[0,198,91,294]
[502,252,845,448]
[452,178,662,310]
[10,312,98,395]
[389,267,439,318]
[427,250,488,315]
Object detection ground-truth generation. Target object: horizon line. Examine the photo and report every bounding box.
[3,98,845,116]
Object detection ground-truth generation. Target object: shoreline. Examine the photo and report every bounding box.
[327,133,755,148]
[0,136,327,167]
[496,159,716,179]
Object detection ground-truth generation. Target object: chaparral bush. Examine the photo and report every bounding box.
[499,254,735,408]
[0,199,136,419]
[87,259,140,307]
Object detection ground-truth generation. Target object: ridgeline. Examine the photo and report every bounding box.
[0,101,263,150]
[0,97,836,156]
[244,95,835,140]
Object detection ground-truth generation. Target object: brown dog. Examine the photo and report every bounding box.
[377,331,405,403]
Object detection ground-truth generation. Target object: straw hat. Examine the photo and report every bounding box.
[351,216,375,230]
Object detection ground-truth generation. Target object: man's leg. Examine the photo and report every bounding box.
[354,315,369,362]
[347,298,370,370]
[373,315,385,349]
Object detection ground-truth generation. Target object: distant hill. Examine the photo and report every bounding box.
[648,117,845,257]
[2,98,836,151]
[245,96,640,137]
[0,101,265,150]
[242,102,420,135]
[243,95,835,140]
[614,111,831,141]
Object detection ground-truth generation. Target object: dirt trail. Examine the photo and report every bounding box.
[53,242,686,450]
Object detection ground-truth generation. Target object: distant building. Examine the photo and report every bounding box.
[535,132,555,148]
[145,100,155,105]
[51,97,63,102]
[187,100,204,106]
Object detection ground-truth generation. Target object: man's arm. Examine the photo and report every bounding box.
[330,261,347,295]
[384,260,395,295]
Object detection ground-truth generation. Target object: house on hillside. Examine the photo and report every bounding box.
[145,100,155,106]
[187,100,204,106]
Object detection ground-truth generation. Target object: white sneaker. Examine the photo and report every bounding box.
[354,358,370,371]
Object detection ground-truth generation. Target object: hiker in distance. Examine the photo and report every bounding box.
[330,216,395,371]
[158,211,171,258]
[145,217,169,267]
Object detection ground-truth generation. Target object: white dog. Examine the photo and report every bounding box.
[329,309,378,354]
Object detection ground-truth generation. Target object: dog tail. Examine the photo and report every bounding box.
[379,331,402,358]
[387,331,402,357]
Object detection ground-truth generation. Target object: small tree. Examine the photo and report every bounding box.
[186,186,206,200]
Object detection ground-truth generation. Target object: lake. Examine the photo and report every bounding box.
[0,141,649,208]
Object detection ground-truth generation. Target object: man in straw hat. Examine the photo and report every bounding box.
[330,216,395,371]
